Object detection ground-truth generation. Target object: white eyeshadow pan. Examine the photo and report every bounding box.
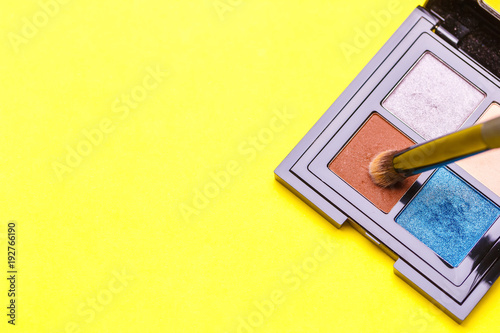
[383,52,485,139]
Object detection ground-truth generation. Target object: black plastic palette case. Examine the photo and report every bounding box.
[275,0,500,323]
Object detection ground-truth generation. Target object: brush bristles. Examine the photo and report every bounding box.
[369,150,406,187]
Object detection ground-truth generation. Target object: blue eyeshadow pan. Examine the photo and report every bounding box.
[396,168,500,267]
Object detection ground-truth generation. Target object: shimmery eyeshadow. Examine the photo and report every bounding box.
[457,103,500,197]
[328,113,418,213]
[396,168,500,267]
[383,52,485,139]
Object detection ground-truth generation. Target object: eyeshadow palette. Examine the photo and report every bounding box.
[275,0,500,323]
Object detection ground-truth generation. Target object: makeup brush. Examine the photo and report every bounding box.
[369,116,500,187]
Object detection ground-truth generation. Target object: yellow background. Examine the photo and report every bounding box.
[1,0,500,332]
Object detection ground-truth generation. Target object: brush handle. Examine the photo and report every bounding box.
[393,116,500,177]
[483,115,500,148]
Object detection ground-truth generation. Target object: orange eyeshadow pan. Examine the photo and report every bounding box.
[328,113,418,213]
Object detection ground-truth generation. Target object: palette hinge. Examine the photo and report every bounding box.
[434,24,459,48]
